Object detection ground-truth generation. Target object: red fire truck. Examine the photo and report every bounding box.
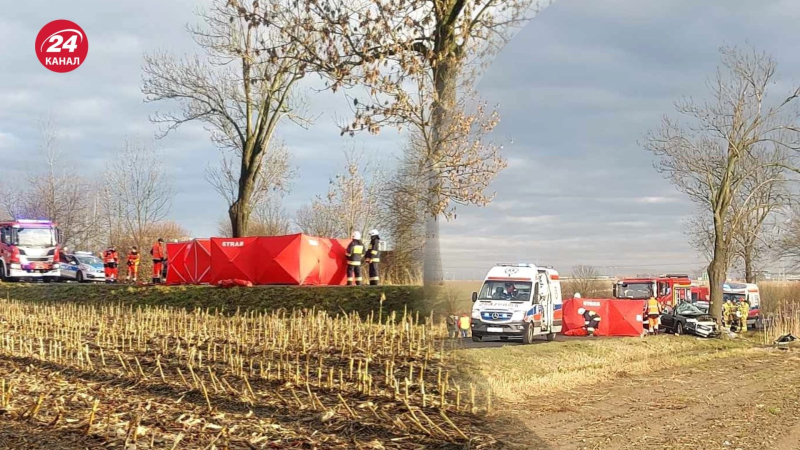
[0,219,62,282]
[612,274,696,308]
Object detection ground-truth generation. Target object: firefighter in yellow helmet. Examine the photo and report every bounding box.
[722,297,733,331]
[646,295,662,335]
[738,297,750,333]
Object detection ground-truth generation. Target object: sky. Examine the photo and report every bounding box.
[2,0,800,279]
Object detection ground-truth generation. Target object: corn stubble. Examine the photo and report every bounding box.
[0,300,496,449]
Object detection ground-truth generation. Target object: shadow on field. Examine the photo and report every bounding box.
[0,354,486,449]
[443,338,556,450]
[0,420,104,449]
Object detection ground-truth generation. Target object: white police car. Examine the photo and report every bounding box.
[59,251,106,282]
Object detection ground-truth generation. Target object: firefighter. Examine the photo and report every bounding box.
[722,298,734,331]
[577,307,601,336]
[365,229,381,285]
[126,246,140,283]
[446,313,458,339]
[646,295,662,335]
[458,312,471,338]
[738,297,750,333]
[102,245,119,283]
[345,231,364,285]
[150,238,165,284]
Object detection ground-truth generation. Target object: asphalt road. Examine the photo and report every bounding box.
[451,334,614,349]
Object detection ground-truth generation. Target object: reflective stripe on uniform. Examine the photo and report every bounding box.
[347,261,362,266]
[369,277,380,281]
[355,277,363,281]
[369,258,380,263]
[353,245,364,254]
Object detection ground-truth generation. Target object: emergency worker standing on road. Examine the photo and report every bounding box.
[446,313,458,338]
[126,246,140,283]
[345,231,365,285]
[646,295,662,335]
[150,238,165,284]
[103,245,119,283]
[738,298,750,333]
[722,298,734,330]
[365,229,381,285]
[458,312,471,338]
[577,307,601,336]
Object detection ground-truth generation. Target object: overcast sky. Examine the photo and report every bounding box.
[3,0,800,279]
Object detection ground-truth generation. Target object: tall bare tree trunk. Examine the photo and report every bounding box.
[708,215,728,323]
[229,167,255,237]
[743,241,756,283]
[423,47,457,287]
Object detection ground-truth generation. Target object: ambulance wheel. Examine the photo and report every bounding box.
[471,335,482,343]
[76,271,85,283]
[522,323,536,344]
[546,333,555,342]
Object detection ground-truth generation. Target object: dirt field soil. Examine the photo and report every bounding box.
[495,348,800,449]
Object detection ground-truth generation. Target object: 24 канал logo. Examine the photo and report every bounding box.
[35,20,88,73]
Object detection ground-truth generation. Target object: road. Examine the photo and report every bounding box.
[450,334,613,349]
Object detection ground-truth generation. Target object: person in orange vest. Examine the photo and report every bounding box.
[102,245,119,283]
[646,295,662,335]
[150,238,165,284]
[126,246,140,283]
[458,312,471,338]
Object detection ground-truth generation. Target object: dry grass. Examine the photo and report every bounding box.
[755,282,800,342]
[0,298,499,449]
[453,336,754,405]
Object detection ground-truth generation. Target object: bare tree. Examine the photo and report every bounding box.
[101,138,174,252]
[294,149,386,238]
[565,265,601,298]
[206,140,295,215]
[0,117,100,249]
[381,139,428,284]
[241,0,547,285]
[142,0,310,237]
[217,192,292,237]
[645,47,800,322]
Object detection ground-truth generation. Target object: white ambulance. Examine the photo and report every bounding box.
[470,263,563,344]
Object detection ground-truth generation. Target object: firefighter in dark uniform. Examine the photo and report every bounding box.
[365,229,381,285]
[345,231,365,285]
[577,307,601,336]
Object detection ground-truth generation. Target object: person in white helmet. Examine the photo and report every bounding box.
[574,292,582,299]
[577,307,601,336]
[365,229,381,285]
[345,231,365,285]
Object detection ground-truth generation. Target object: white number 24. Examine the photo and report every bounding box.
[46,34,78,53]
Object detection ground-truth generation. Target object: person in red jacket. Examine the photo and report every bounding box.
[150,238,165,284]
[102,245,119,283]
[126,246,140,283]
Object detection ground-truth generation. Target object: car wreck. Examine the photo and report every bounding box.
[659,302,719,338]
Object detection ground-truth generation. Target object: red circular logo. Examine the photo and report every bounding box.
[34,20,88,73]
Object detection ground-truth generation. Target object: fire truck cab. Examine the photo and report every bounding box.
[470,263,563,344]
[0,219,61,282]
[613,274,693,308]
